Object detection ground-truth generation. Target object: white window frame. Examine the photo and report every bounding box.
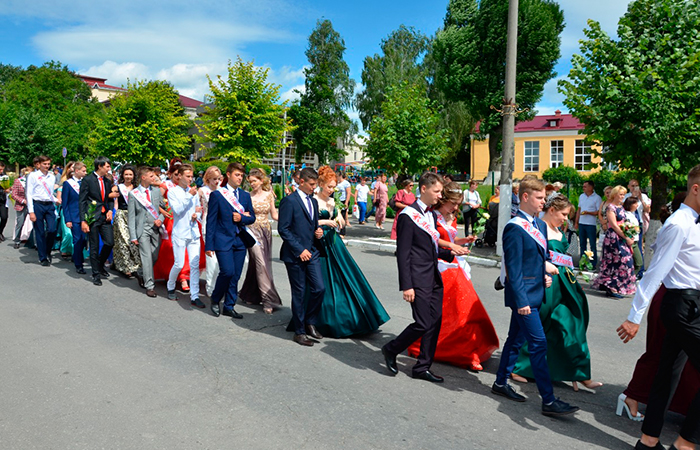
[575,140,592,171]
[523,141,540,172]
[550,140,564,168]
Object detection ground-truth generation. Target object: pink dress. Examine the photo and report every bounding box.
[390,189,415,240]
[374,181,388,222]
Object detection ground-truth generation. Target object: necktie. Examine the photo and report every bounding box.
[234,188,239,200]
[146,188,151,202]
[532,219,538,231]
[98,176,105,213]
[306,195,313,219]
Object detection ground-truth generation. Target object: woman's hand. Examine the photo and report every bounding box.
[626,237,634,247]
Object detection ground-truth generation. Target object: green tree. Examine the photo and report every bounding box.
[433,0,564,172]
[559,0,700,216]
[90,80,191,166]
[288,19,355,164]
[366,82,449,176]
[355,25,430,130]
[198,57,293,164]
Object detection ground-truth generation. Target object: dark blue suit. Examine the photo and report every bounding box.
[278,190,325,335]
[495,211,555,404]
[62,180,86,269]
[205,186,256,311]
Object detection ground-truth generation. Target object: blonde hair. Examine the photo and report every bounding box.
[519,176,545,200]
[248,168,271,191]
[610,185,627,198]
[203,166,222,186]
[60,161,75,184]
[688,164,700,191]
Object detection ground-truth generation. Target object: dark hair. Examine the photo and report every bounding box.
[584,180,595,188]
[167,158,183,174]
[93,156,110,171]
[0,161,5,168]
[338,172,346,179]
[177,163,194,176]
[226,162,245,175]
[623,196,639,211]
[418,172,443,191]
[299,167,318,182]
[688,164,700,191]
[400,179,413,189]
[137,166,155,182]
[544,194,573,212]
[35,155,51,164]
[119,164,136,184]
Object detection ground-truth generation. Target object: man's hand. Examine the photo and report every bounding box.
[131,239,139,245]
[191,213,197,221]
[315,228,323,239]
[617,320,640,343]
[518,306,531,315]
[29,212,36,222]
[81,221,90,233]
[154,219,162,227]
[189,186,197,196]
[233,212,242,222]
[206,251,214,257]
[195,206,203,213]
[299,249,312,262]
[106,210,113,223]
[545,274,552,288]
[545,261,559,275]
[403,288,415,303]
[66,221,72,229]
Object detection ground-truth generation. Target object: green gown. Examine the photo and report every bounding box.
[287,207,390,338]
[513,234,592,381]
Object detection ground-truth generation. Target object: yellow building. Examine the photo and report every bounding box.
[470,111,603,180]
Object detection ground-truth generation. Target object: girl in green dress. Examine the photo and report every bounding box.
[512,194,603,391]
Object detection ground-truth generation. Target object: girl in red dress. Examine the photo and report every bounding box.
[408,182,499,371]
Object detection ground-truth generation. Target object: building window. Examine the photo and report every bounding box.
[524,141,540,172]
[575,140,592,171]
[550,140,564,168]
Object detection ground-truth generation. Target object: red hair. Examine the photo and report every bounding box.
[317,166,336,186]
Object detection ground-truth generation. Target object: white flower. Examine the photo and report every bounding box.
[584,250,594,259]
[483,213,490,219]
[91,200,97,205]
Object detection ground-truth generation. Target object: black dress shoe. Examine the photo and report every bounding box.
[211,302,220,317]
[542,398,580,416]
[381,346,398,375]
[146,289,157,298]
[306,325,323,340]
[76,267,86,275]
[222,308,243,319]
[413,370,444,383]
[135,272,145,288]
[92,276,102,286]
[634,440,666,450]
[293,334,315,346]
[99,269,111,278]
[41,259,50,266]
[191,298,206,309]
[491,382,526,402]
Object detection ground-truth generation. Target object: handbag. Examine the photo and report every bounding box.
[566,229,581,266]
[388,193,397,211]
[20,214,33,241]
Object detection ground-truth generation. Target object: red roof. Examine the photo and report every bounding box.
[76,74,125,91]
[179,94,204,109]
[474,110,585,133]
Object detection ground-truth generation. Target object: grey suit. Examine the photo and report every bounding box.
[128,186,165,290]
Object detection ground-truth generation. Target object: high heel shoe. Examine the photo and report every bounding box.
[572,380,603,391]
[617,393,644,422]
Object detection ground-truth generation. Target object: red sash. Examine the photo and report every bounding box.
[401,206,439,251]
[435,212,457,243]
[131,189,168,240]
[67,179,80,194]
[549,250,574,269]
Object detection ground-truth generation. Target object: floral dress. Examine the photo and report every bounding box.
[592,204,636,295]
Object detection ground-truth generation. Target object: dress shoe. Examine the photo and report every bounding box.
[146,289,157,298]
[0,235,5,241]
[211,301,221,317]
[222,308,243,319]
[491,382,526,402]
[14,242,20,249]
[381,346,398,375]
[293,334,315,346]
[634,440,666,450]
[76,267,86,275]
[542,398,580,416]
[41,259,50,267]
[92,276,102,286]
[135,272,145,288]
[167,290,177,300]
[191,298,206,309]
[413,370,444,383]
[306,325,323,340]
[99,269,111,278]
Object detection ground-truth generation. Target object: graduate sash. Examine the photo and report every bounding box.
[400,206,439,251]
[219,188,259,246]
[66,178,80,195]
[549,251,574,269]
[435,211,457,243]
[118,183,130,204]
[37,174,55,199]
[131,188,168,240]
[508,216,547,252]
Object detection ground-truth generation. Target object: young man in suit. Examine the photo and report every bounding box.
[381,172,463,382]
[278,167,325,347]
[128,166,165,298]
[205,162,256,319]
[63,162,88,274]
[79,156,114,286]
[492,176,579,416]
[26,155,59,266]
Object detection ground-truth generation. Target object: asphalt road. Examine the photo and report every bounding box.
[0,221,685,449]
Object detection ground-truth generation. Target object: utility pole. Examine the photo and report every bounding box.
[496,0,519,257]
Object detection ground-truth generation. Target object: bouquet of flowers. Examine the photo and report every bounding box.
[579,250,594,282]
[471,209,489,237]
[0,174,10,191]
[333,187,347,211]
[85,200,98,225]
[620,221,640,240]
[162,198,173,219]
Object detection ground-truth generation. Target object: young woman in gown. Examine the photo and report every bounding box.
[406,182,499,371]
[112,164,141,277]
[512,194,602,391]
[55,162,75,258]
[287,165,390,338]
[238,168,282,314]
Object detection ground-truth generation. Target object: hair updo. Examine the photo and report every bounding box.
[317,166,336,187]
[544,194,573,212]
[436,181,463,208]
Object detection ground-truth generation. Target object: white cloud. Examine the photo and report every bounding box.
[266,65,307,86]
[280,84,305,103]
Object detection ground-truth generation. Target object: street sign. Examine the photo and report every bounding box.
[62,147,67,158]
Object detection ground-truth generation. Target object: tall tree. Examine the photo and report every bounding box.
[560,0,700,218]
[198,57,293,164]
[355,25,430,130]
[90,80,191,166]
[433,0,564,172]
[366,82,449,176]
[288,19,355,164]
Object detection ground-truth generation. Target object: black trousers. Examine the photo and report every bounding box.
[285,256,325,335]
[463,208,479,236]
[89,216,114,276]
[642,289,700,443]
[384,284,443,375]
[0,200,8,235]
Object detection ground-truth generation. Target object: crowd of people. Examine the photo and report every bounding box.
[4,155,700,449]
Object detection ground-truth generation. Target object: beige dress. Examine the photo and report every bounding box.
[238,191,282,310]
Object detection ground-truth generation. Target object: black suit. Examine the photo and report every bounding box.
[384,202,453,375]
[79,172,115,276]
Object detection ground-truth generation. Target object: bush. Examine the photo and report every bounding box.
[541,165,583,185]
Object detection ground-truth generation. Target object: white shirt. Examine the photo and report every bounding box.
[297,189,314,220]
[168,184,201,243]
[462,189,481,208]
[415,198,434,228]
[26,170,57,213]
[356,184,370,203]
[578,192,602,226]
[337,180,351,201]
[627,204,700,324]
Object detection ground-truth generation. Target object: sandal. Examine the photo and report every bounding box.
[179,279,190,293]
[511,373,528,383]
[263,307,273,315]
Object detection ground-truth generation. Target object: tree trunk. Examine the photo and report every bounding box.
[645,171,669,263]
[488,124,503,173]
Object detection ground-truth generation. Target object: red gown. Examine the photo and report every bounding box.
[407,217,499,369]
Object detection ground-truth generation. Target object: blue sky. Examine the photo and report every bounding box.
[0,0,632,127]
